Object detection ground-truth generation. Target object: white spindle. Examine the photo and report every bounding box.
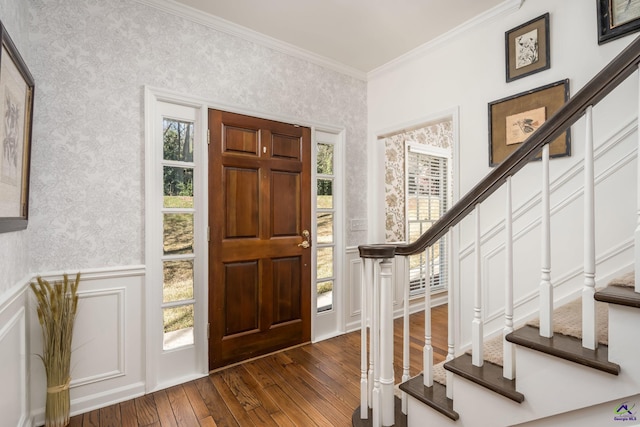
[504,177,516,379]
[423,250,433,387]
[446,230,455,399]
[401,256,410,414]
[540,144,554,338]
[360,258,370,418]
[379,259,395,426]
[472,205,484,366]
[636,64,640,293]
[583,106,598,350]
[372,260,381,427]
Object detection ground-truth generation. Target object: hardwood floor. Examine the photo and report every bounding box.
[68,305,448,427]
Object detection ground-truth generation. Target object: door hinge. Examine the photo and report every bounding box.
[207,323,210,340]
[207,129,210,145]
[207,226,210,242]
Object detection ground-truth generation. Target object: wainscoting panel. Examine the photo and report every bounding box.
[29,266,145,424]
[0,290,28,427]
[71,288,125,387]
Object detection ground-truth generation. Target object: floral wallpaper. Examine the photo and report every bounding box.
[26,0,367,272]
[0,0,30,294]
[385,120,453,243]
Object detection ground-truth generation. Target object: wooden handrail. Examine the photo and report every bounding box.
[360,35,640,259]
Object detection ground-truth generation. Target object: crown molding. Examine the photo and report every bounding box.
[368,0,525,79]
[133,0,367,81]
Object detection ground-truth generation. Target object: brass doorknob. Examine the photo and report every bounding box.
[298,230,311,248]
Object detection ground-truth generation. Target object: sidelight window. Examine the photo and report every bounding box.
[316,142,335,312]
[161,118,196,350]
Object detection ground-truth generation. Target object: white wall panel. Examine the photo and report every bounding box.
[0,292,28,427]
[29,267,145,424]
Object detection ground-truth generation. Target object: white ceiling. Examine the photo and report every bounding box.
[171,0,510,74]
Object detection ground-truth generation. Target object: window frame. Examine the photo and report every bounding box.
[404,142,452,296]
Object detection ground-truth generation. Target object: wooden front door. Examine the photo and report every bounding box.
[208,110,311,370]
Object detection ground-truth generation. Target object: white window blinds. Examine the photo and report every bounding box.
[405,144,450,295]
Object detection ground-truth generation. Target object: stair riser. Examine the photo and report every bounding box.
[609,305,640,377]
[511,392,640,426]
[407,395,458,427]
[515,346,634,422]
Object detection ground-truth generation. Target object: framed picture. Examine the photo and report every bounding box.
[0,22,35,233]
[505,13,550,82]
[597,0,640,44]
[488,79,570,167]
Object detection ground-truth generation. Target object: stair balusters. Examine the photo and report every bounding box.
[446,228,456,399]
[423,250,434,387]
[583,106,598,350]
[472,205,484,366]
[401,255,410,415]
[540,144,554,338]
[504,177,516,379]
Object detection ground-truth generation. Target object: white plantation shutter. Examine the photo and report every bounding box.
[405,143,450,295]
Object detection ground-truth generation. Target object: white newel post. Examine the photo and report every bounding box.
[504,177,516,379]
[358,245,396,426]
[540,144,554,338]
[472,205,484,366]
[583,106,598,350]
[372,259,381,427]
[360,258,370,418]
[379,259,395,426]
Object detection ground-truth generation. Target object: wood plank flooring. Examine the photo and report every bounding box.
[68,305,447,427]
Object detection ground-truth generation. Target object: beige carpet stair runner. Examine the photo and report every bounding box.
[428,272,634,386]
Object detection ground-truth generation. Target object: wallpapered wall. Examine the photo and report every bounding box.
[0,0,30,294]
[384,121,453,242]
[26,0,368,272]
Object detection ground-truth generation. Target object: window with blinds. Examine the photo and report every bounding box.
[405,143,450,295]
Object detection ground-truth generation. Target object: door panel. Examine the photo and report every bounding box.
[271,171,300,236]
[209,110,311,370]
[224,167,259,238]
[224,261,259,335]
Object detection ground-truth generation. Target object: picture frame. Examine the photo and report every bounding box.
[505,13,550,82]
[488,79,570,167]
[597,0,640,44]
[0,22,35,233]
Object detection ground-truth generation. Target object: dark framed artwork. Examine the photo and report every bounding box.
[488,79,570,167]
[597,0,640,44]
[505,13,550,82]
[0,22,35,233]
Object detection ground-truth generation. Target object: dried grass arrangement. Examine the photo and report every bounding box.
[31,273,81,427]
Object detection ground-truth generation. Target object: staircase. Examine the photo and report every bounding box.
[399,280,640,426]
[352,35,640,427]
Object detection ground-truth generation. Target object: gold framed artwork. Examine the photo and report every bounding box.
[505,13,550,82]
[598,0,640,44]
[0,22,35,233]
[488,79,570,167]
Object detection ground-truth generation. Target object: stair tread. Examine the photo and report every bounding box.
[595,284,640,308]
[399,374,459,421]
[506,325,620,375]
[443,354,524,403]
